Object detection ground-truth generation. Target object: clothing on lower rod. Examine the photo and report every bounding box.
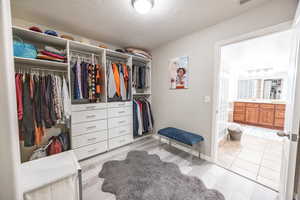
[15,72,71,147]
[133,99,154,137]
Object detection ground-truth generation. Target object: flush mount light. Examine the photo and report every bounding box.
[131,0,154,14]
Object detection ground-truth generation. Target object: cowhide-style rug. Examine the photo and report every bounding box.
[99,150,225,200]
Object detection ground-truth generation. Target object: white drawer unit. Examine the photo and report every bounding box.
[107,101,132,108]
[108,134,133,150]
[108,116,132,129]
[72,130,108,149]
[107,106,132,118]
[72,109,107,124]
[72,103,107,112]
[74,141,108,160]
[72,119,107,137]
[108,125,132,139]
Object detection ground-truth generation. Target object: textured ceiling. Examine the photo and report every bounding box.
[11,0,272,50]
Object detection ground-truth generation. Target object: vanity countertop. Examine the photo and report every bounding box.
[234,99,286,104]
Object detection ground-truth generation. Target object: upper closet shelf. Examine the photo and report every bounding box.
[106,49,131,59]
[69,40,105,54]
[14,56,68,69]
[132,55,151,63]
[12,26,68,47]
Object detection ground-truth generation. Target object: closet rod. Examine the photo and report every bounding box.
[70,50,101,58]
[132,60,148,65]
[15,66,67,73]
[106,56,127,62]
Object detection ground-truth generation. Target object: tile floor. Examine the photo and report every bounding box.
[217,125,283,191]
[81,137,278,200]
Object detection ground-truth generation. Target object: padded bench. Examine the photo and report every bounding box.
[158,127,204,159]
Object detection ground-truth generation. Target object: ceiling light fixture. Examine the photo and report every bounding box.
[131,0,154,14]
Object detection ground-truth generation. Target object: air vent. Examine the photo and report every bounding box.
[240,0,252,5]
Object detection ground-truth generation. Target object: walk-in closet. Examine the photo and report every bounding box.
[3,1,297,200]
[12,26,153,163]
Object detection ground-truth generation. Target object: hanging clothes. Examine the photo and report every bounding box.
[107,60,117,98]
[107,61,131,102]
[72,58,103,103]
[15,71,71,147]
[133,98,153,137]
[133,64,148,91]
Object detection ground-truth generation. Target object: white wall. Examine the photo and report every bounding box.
[151,0,297,157]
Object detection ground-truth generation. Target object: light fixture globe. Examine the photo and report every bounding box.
[131,0,154,14]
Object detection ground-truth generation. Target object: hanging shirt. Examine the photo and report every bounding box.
[112,63,121,97]
[108,61,117,98]
[23,74,35,147]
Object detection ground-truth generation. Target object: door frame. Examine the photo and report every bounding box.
[211,21,293,163]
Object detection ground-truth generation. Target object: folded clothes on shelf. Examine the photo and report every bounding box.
[37,46,67,62]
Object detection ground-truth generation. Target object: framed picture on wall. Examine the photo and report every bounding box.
[169,56,189,89]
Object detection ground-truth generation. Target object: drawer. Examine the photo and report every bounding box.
[108,116,132,129]
[108,125,132,139]
[108,134,133,150]
[72,130,107,149]
[74,141,107,160]
[107,101,132,108]
[234,106,245,112]
[72,109,107,124]
[246,103,259,108]
[275,104,286,111]
[233,113,245,122]
[72,119,107,136]
[275,110,285,119]
[274,118,285,128]
[72,103,107,112]
[108,106,132,118]
[234,102,245,107]
[260,104,275,109]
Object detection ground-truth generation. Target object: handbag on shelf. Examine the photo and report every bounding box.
[47,136,63,156]
[29,140,53,161]
[13,35,37,59]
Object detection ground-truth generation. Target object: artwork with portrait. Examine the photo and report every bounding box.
[169,56,189,89]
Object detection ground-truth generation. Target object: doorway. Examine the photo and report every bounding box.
[213,25,293,191]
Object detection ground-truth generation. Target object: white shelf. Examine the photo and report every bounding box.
[106,49,131,59]
[69,40,105,54]
[14,56,68,69]
[13,26,68,47]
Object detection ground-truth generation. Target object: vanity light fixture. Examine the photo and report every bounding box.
[132,0,154,14]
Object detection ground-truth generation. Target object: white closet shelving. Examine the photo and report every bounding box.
[12,25,153,162]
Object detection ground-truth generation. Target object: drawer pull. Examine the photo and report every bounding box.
[86,126,97,130]
[87,137,97,141]
[87,148,97,153]
[119,120,126,124]
[119,139,126,143]
[86,106,96,110]
[118,103,125,106]
[120,130,127,134]
[86,115,96,119]
[118,111,126,114]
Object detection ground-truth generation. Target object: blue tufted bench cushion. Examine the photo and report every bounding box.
[158,127,204,146]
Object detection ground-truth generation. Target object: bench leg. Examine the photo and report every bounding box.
[159,136,161,147]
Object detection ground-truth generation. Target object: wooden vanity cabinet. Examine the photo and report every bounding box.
[233,102,285,130]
